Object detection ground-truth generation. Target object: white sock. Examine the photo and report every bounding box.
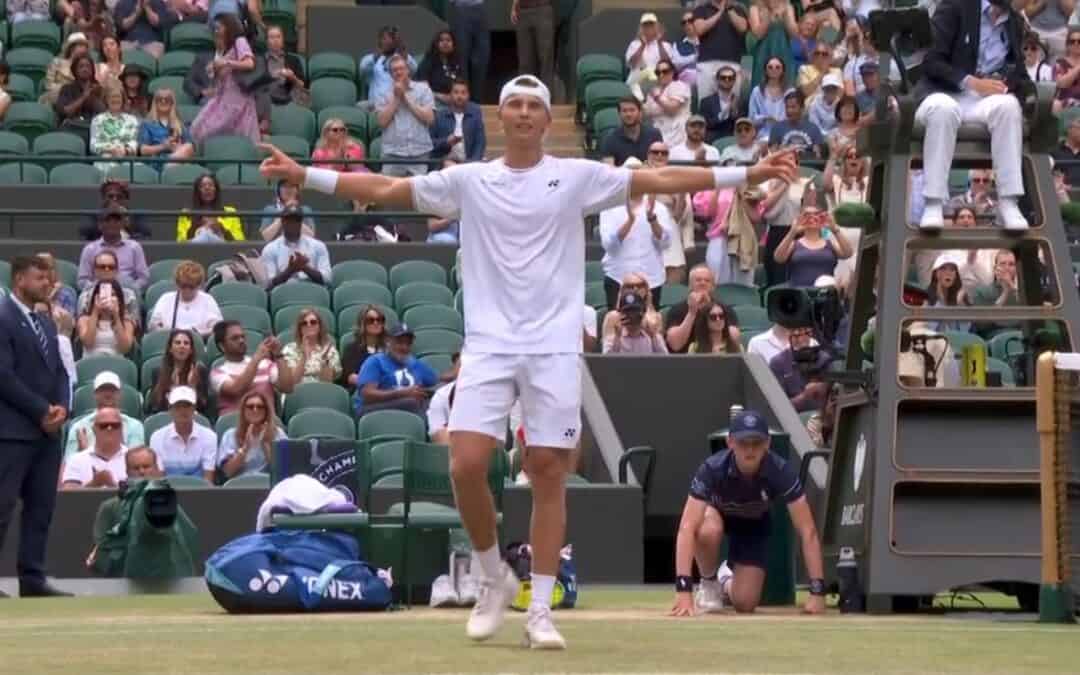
[472,545,503,581]
[529,573,556,613]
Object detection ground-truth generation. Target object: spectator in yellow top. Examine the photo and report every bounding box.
[176,173,245,242]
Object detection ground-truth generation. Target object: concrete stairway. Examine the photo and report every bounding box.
[482,104,585,158]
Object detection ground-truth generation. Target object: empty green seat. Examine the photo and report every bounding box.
[660,283,690,308]
[412,328,463,358]
[200,134,259,163]
[223,473,271,488]
[3,73,37,102]
[148,76,193,105]
[210,282,268,309]
[591,107,620,148]
[161,163,209,185]
[168,22,214,52]
[264,134,310,160]
[33,131,86,158]
[576,53,624,105]
[271,103,317,142]
[5,47,53,86]
[585,260,604,284]
[333,280,393,311]
[140,355,163,392]
[221,305,272,335]
[177,104,202,125]
[310,77,358,112]
[287,409,356,440]
[402,305,463,333]
[308,51,357,82]
[332,260,387,289]
[715,283,761,308]
[49,163,101,185]
[0,162,47,184]
[389,260,447,291]
[76,355,139,387]
[3,101,56,141]
[148,259,183,285]
[584,80,630,125]
[356,409,426,443]
[0,131,30,156]
[585,281,606,309]
[395,282,453,313]
[419,353,453,376]
[106,163,160,184]
[732,305,769,332]
[283,381,353,419]
[215,164,268,186]
[270,281,331,314]
[317,106,368,144]
[122,47,159,76]
[155,50,195,77]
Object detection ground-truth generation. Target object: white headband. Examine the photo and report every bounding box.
[498,75,551,112]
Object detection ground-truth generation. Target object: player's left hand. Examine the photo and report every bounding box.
[746,147,799,186]
[258,143,307,186]
[802,594,825,615]
[669,592,695,618]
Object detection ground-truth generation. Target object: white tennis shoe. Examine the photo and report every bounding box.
[695,579,725,613]
[465,565,518,641]
[523,605,567,650]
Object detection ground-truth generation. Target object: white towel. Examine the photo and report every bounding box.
[255,474,350,533]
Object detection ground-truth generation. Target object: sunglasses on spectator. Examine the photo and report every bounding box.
[329,127,346,133]
[718,74,735,82]
[95,263,116,270]
[971,177,993,184]
[767,64,783,70]
[1069,38,1080,45]
[95,422,121,431]
[656,68,673,75]
[244,402,267,411]
[649,148,669,156]
[708,312,726,321]
[365,315,385,324]
[814,50,831,57]
[155,95,173,103]
[302,318,321,326]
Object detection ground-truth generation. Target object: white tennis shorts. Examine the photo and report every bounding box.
[447,352,581,449]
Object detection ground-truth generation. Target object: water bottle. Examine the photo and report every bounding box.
[837,547,865,613]
[962,343,987,387]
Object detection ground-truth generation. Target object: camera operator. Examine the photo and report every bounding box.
[84,446,161,570]
[359,26,417,109]
[603,291,669,354]
[768,326,833,412]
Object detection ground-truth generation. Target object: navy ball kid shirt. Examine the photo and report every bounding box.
[689,449,804,534]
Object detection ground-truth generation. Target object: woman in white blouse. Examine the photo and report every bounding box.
[642,59,692,148]
[283,308,342,384]
[217,390,286,479]
[147,261,223,338]
[77,279,136,357]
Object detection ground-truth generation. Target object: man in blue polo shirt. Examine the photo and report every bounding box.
[670,409,825,616]
[354,323,438,417]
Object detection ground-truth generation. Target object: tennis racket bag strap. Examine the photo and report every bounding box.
[205,530,392,613]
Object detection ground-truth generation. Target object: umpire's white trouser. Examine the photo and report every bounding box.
[914,91,1024,202]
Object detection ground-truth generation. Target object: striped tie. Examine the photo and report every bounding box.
[30,313,50,357]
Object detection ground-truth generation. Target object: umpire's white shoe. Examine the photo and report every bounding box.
[717,561,734,604]
[919,201,945,232]
[466,565,518,641]
[998,198,1030,232]
[523,606,567,650]
[695,579,725,613]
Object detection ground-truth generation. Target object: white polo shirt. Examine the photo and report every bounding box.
[670,142,720,163]
[412,157,632,355]
[149,422,218,477]
[61,446,129,486]
[598,201,673,289]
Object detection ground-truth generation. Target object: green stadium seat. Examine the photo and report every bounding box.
[576,53,623,113]
[261,0,299,44]
[419,353,453,376]
[591,107,620,148]
[222,473,271,488]
[33,131,86,158]
[214,411,240,437]
[0,260,10,286]
[332,261,387,289]
[988,330,1025,361]
[147,259,183,285]
[200,134,259,162]
[269,281,331,314]
[273,304,335,335]
[215,164,269,186]
[221,305,273,335]
[356,409,426,444]
[333,280,393,311]
[122,48,158,76]
[282,381,352,420]
[271,103,317,142]
[402,305,463,333]
[55,259,78,288]
[155,50,195,77]
[389,260,447,291]
[584,80,631,125]
[317,106,368,145]
[585,281,605,309]
[948,169,968,195]
[338,304,398,340]
[264,134,310,160]
[6,47,53,86]
[660,283,689,308]
[365,111,381,140]
[0,162,47,184]
[3,102,56,142]
[49,163,102,185]
[712,136,735,154]
[799,166,824,190]
[287,408,356,440]
[76,355,139,387]
[714,283,761,308]
[105,163,159,184]
[168,22,214,52]
[732,305,769,332]
[367,136,382,165]
[394,282,453,313]
[3,73,37,102]
[210,281,267,309]
[310,77,358,112]
[412,328,463,358]
[144,280,176,311]
[148,76,193,105]
[308,51,357,82]
[162,475,211,488]
[140,355,163,392]
[585,261,604,284]
[161,163,210,185]
[144,411,212,439]
[71,383,142,419]
[177,104,202,126]
[0,131,30,156]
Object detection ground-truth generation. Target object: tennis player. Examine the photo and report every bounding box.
[259,74,797,649]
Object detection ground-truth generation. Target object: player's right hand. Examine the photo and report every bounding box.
[669,592,695,618]
[258,143,306,186]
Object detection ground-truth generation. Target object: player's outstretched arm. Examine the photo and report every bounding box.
[258,143,415,208]
[630,148,798,199]
[670,496,708,618]
[787,495,826,615]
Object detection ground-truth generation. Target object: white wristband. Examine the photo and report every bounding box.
[712,166,748,189]
[303,167,339,195]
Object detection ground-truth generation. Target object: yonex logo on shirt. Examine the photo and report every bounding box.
[547,179,560,189]
[563,428,576,440]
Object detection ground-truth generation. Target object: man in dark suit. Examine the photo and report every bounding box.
[0,256,72,598]
[914,0,1029,232]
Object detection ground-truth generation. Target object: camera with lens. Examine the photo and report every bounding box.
[766,286,843,342]
[619,291,647,328]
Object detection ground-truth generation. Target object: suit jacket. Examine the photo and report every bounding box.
[0,297,70,442]
[918,0,1029,98]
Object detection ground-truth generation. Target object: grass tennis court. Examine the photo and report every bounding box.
[2,588,1078,674]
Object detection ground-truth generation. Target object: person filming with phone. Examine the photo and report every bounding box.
[603,290,669,354]
[772,205,853,287]
[354,323,440,418]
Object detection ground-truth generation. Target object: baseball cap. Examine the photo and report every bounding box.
[821,72,843,90]
[729,409,770,442]
[933,252,964,272]
[640,12,659,24]
[687,114,706,126]
[734,117,754,130]
[859,60,879,74]
[389,323,415,339]
[499,75,551,113]
[93,371,122,391]
[168,386,197,406]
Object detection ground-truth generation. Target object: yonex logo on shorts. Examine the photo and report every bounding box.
[563,428,577,440]
[548,179,560,189]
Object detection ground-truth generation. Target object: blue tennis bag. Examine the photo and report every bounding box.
[205,530,392,613]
